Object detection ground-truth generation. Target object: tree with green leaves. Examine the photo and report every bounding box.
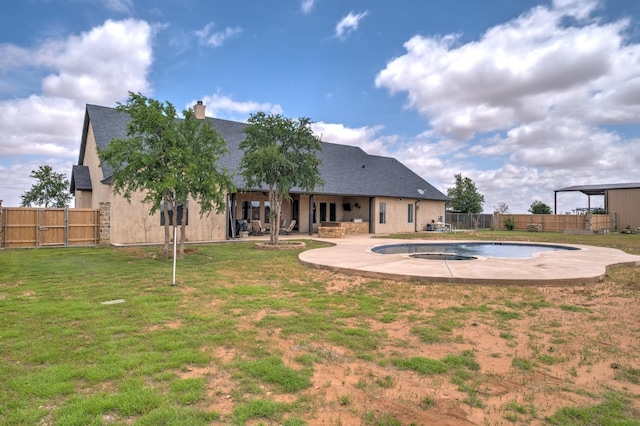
[20,165,71,208]
[446,173,485,213]
[99,92,234,259]
[528,200,552,214]
[239,112,324,245]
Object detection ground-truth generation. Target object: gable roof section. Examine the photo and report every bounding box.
[80,104,447,201]
[555,183,640,196]
[70,165,92,194]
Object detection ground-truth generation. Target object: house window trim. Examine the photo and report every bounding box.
[379,202,386,224]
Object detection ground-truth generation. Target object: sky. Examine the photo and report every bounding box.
[2,0,640,213]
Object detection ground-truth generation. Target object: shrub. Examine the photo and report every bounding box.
[504,216,515,230]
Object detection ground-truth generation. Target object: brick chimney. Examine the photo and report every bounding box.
[194,100,206,119]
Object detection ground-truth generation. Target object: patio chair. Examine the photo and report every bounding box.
[280,219,296,235]
[250,220,265,236]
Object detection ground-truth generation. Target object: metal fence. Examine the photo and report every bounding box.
[445,213,494,230]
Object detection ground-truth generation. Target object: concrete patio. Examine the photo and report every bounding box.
[298,235,640,286]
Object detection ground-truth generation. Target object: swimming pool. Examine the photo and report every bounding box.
[371,242,580,259]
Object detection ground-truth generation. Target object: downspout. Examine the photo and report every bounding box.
[415,200,421,232]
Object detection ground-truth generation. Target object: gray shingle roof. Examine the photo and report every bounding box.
[70,165,92,193]
[79,104,447,201]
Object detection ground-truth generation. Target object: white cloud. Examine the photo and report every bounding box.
[371,0,640,212]
[33,19,153,105]
[375,0,636,139]
[335,11,368,40]
[301,0,315,14]
[311,122,390,156]
[0,96,82,158]
[0,19,154,206]
[195,22,243,47]
[189,93,283,121]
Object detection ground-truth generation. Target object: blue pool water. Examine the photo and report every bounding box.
[371,242,579,259]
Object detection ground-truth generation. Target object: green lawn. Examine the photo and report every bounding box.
[1,232,639,425]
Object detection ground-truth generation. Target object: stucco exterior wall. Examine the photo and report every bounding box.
[371,197,445,234]
[341,196,370,223]
[83,123,113,209]
[416,199,447,232]
[74,190,92,208]
[108,192,227,244]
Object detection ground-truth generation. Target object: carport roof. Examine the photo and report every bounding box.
[554,183,640,196]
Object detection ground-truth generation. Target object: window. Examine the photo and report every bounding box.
[408,204,414,223]
[242,200,261,221]
[160,200,189,226]
[242,201,250,220]
[329,203,337,222]
[320,203,327,222]
[264,201,271,223]
[379,202,386,224]
[251,200,260,221]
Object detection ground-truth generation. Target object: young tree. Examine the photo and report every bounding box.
[20,165,71,208]
[239,112,323,245]
[528,200,552,214]
[99,92,234,259]
[446,173,485,213]
[494,201,509,214]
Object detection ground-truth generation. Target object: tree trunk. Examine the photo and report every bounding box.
[171,198,180,259]
[179,198,186,259]
[162,192,170,260]
[269,188,279,245]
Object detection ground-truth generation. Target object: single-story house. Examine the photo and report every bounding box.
[554,183,640,231]
[71,102,449,244]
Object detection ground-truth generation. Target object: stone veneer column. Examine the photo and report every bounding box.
[99,202,111,245]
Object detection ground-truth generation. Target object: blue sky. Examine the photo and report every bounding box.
[2,0,640,212]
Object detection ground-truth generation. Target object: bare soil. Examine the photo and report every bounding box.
[183,271,640,425]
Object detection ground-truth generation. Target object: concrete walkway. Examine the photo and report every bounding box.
[298,235,640,286]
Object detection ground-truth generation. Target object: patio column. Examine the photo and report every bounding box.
[308,195,314,235]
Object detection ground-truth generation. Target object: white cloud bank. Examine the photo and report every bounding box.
[372,0,640,212]
[0,19,154,206]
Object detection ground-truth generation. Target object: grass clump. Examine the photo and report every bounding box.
[512,357,533,371]
[235,356,312,393]
[233,398,290,424]
[546,393,640,425]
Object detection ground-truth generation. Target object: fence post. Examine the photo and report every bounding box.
[0,200,3,248]
[99,202,111,246]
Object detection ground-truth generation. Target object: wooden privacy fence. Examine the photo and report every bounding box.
[1,207,99,248]
[494,213,612,233]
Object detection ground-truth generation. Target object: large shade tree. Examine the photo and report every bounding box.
[446,173,485,213]
[239,112,323,245]
[20,165,71,208]
[99,92,234,258]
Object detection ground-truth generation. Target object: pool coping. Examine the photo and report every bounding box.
[298,236,640,286]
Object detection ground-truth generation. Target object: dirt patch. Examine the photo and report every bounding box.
[185,270,640,424]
